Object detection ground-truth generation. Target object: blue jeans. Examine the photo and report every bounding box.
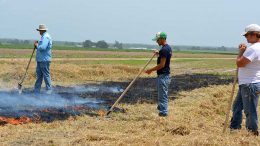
[157,74,171,115]
[230,83,260,132]
[34,61,52,93]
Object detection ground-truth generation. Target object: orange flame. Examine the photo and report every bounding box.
[0,116,32,125]
[98,110,106,117]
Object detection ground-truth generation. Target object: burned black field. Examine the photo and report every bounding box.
[0,85,122,125]
[2,54,260,145]
[0,73,232,126]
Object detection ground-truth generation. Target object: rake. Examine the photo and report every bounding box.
[18,47,36,94]
[106,53,156,116]
[223,68,238,133]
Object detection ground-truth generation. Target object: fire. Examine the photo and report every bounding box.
[42,109,49,112]
[0,108,107,126]
[0,116,32,125]
[98,110,106,117]
[0,85,116,126]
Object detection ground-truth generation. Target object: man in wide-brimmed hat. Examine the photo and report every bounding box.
[34,24,52,94]
[230,24,260,136]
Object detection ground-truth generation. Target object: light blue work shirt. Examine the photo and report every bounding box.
[36,32,52,62]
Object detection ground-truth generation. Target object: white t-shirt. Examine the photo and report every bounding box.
[238,42,260,85]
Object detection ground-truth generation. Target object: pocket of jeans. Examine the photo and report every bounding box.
[166,78,171,85]
[240,84,250,98]
[252,83,260,94]
[242,83,259,99]
[164,76,171,85]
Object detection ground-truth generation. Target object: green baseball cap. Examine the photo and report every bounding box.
[152,31,167,41]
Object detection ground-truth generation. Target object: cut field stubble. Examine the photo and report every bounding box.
[1,53,257,145]
[1,85,260,145]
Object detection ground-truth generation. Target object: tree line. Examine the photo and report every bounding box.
[0,38,124,49]
[0,38,237,52]
[0,39,31,45]
[83,40,123,49]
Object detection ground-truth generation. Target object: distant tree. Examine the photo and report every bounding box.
[219,46,227,51]
[191,46,201,50]
[64,41,74,46]
[12,39,20,44]
[23,40,30,44]
[174,46,180,51]
[96,40,109,48]
[83,40,94,48]
[114,41,123,49]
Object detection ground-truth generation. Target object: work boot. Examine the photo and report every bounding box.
[157,105,161,111]
[249,130,259,136]
[230,128,241,134]
[159,113,168,117]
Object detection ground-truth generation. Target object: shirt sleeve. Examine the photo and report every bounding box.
[243,47,257,61]
[160,48,169,58]
[37,36,50,51]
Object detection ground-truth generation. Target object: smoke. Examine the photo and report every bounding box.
[0,85,123,117]
[61,85,124,94]
[0,92,100,108]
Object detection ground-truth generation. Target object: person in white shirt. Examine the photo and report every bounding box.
[230,24,260,136]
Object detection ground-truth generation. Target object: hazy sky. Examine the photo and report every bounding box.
[0,0,259,47]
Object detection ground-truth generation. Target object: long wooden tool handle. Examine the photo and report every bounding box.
[19,47,36,85]
[106,54,156,115]
[222,68,238,133]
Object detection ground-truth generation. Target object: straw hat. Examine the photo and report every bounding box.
[36,24,48,31]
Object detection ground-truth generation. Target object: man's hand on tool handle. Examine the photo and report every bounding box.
[145,49,159,75]
[238,43,247,57]
[34,41,38,48]
[145,69,153,75]
[237,43,251,68]
[153,49,159,57]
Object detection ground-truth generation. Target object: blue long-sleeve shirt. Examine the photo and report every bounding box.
[36,32,52,62]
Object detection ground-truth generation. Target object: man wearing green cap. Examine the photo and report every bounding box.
[145,32,172,117]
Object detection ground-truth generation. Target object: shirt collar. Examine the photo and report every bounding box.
[41,32,47,37]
